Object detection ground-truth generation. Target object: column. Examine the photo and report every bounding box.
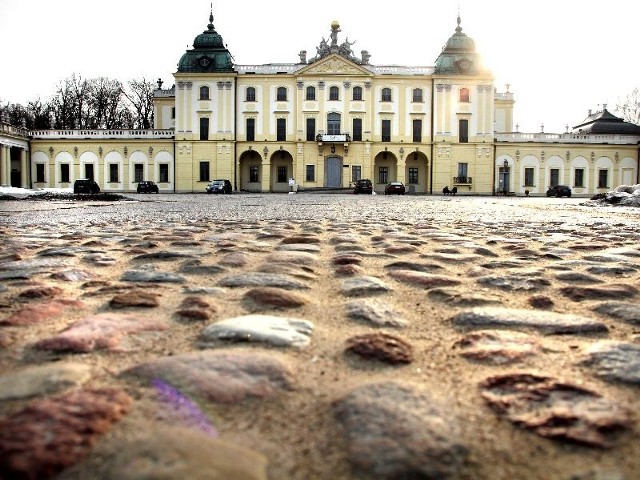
[0,145,7,185]
[20,149,28,188]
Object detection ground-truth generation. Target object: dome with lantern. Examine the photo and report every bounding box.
[177,10,234,73]
[434,16,485,75]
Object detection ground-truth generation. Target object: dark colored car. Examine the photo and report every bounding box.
[546,185,572,197]
[353,179,373,194]
[385,181,406,195]
[206,179,232,194]
[73,179,100,194]
[137,181,159,193]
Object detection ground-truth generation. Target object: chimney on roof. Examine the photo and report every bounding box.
[603,103,607,111]
[588,109,592,116]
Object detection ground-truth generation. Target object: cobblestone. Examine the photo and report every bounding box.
[2,194,640,479]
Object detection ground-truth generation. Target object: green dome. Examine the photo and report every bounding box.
[434,16,482,75]
[193,19,224,49]
[444,23,476,52]
[177,11,234,73]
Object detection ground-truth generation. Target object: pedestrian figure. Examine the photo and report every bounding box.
[442,186,450,195]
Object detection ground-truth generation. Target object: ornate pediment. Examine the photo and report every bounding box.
[298,54,371,76]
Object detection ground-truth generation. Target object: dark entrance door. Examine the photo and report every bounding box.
[85,164,94,180]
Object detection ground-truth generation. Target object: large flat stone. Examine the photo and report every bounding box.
[451,307,607,334]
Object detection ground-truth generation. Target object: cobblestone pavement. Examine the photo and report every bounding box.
[1,193,639,480]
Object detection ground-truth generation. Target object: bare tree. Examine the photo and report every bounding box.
[87,77,128,129]
[616,87,640,125]
[123,78,155,129]
[26,99,51,129]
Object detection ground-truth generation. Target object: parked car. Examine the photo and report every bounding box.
[137,181,159,193]
[353,179,373,194]
[73,179,100,194]
[384,181,406,195]
[546,185,572,197]
[206,179,232,194]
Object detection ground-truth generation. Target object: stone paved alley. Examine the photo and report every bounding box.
[1,193,639,480]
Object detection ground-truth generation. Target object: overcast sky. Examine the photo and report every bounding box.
[0,0,637,133]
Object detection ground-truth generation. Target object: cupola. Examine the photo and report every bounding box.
[177,10,234,73]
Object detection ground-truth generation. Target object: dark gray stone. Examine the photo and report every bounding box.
[428,288,502,307]
[333,382,468,479]
[121,270,187,283]
[340,276,392,296]
[581,341,640,384]
[477,275,551,291]
[592,301,640,325]
[344,299,408,327]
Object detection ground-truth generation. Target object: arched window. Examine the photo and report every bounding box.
[246,87,256,102]
[352,86,363,101]
[381,88,392,102]
[459,88,470,103]
[412,88,423,102]
[277,86,287,101]
[329,86,339,101]
[306,85,316,101]
[199,85,210,100]
[327,112,341,135]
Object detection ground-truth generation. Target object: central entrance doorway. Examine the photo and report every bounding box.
[325,156,342,188]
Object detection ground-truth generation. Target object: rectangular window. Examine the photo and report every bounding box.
[60,164,70,183]
[277,166,287,183]
[159,164,169,182]
[246,118,255,142]
[200,117,209,140]
[378,166,388,184]
[352,118,362,141]
[458,163,468,178]
[408,167,419,184]
[277,118,286,142]
[306,165,315,182]
[524,167,535,187]
[109,164,119,183]
[574,168,585,187]
[171,107,176,119]
[249,165,259,183]
[85,163,94,180]
[199,161,210,182]
[306,118,316,141]
[352,165,362,182]
[36,164,45,183]
[598,169,608,188]
[327,113,341,135]
[459,119,468,143]
[550,168,559,187]
[134,164,144,183]
[381,119,391,142]
[412,119,422,143]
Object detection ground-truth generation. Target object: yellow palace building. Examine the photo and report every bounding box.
[2,11,639,195]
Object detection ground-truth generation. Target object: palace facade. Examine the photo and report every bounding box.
[2,11,639,196]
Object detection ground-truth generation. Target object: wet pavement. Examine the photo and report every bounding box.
[1,193,639,480]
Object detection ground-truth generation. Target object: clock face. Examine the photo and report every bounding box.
[458,58,472,72]
[199,57,211,67]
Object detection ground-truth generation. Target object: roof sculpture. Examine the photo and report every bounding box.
[304,21,371,65]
